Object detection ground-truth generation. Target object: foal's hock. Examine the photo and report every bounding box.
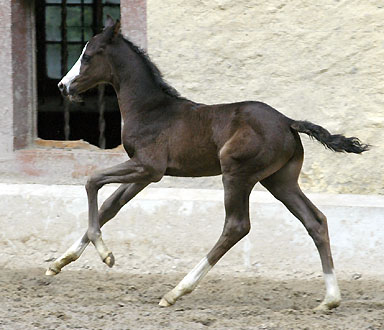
[47,16,369,311]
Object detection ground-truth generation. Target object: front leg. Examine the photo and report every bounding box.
[46,183,148,276]
[85,159,165,266]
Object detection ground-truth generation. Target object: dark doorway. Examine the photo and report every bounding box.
[35,0,121,149]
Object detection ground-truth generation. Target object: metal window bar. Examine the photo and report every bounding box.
[95,0,106,149]
[52,0,120,147]
[60,0,70,141]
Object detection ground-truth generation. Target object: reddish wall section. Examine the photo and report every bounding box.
[120,0,147,50]
[12,0,35,150]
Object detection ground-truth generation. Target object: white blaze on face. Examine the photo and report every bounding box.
[58,42,88,90]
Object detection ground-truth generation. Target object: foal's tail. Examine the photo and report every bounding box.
[291,120,370,154]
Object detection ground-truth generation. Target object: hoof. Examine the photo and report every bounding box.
[159,297,173,307]
[103,252,115,268]
[159,291,177,307]
[313,300,340,311]
[45,267,60,276]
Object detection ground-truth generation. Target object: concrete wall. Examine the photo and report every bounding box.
[1,183,383,277]
[146,0,384,194]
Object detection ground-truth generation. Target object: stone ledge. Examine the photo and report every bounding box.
[0,183,382,276]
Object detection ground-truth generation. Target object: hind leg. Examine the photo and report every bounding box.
[159,174,253,306]
[261,154,341,310]
[46,182,148,275]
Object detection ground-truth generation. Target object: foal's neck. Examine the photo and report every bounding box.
[109,38,178,119]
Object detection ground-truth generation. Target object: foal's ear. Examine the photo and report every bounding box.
[104,14,115,29]
[113,19,121,36]
[103,16,121,43]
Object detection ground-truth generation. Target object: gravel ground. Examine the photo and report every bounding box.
[1,265,383,330]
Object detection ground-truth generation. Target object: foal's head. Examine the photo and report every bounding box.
[58,16,121,101]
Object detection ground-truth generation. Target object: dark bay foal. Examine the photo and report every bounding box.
[48,16,369,310]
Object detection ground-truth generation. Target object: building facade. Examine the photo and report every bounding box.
[0,1,383,194]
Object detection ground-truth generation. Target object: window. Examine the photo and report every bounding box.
[35,0,121,149]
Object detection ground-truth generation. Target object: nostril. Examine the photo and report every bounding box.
[58,82,69,96]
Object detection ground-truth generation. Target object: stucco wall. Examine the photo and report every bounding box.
[146,0,384,194]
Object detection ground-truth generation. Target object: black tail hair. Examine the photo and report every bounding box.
[291,120,370,154]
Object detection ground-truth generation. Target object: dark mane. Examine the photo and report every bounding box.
[122,37,183,99]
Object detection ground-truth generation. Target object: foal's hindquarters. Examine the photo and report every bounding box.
[159,122,340,310]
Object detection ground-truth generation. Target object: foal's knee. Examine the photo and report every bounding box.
[85,173,103,192]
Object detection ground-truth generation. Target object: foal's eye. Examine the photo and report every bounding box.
[82,54,91,63]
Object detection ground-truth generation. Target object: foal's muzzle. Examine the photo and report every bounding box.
[58,81,82,102]
[58,82,68,97]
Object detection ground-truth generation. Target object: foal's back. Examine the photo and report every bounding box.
[165,100,297,179]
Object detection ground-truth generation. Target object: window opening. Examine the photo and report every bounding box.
[36,0,121,149]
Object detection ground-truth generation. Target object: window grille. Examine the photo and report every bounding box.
[36,0,121,149]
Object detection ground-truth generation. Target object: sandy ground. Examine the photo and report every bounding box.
[1,260,383,329]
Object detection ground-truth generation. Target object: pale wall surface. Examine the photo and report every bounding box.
[146,0,384,194]
[1,183,383,277]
